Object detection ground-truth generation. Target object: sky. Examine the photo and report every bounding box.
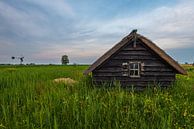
[0,0,194,64]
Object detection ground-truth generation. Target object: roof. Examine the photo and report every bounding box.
[84,30,187,75]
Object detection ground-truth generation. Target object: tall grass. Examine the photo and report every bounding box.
[0,65,194,129]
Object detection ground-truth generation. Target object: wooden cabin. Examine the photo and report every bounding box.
[84,30,187,89]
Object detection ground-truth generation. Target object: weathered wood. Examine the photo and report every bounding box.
[93,72,122,77]
[122,47,147,51]
[141,72,175,76]
[84,31,186,75]
[118,51,152,56]
[85,31,186,88]
[99,60,170,69]
[93,71,175,77]
[94,81,173,87]
[143,68,173,72]
[112,55,159,60]
[93,76,175,82]
[93,76,175,80]
[94,67,173,72]
[94,68,119,72]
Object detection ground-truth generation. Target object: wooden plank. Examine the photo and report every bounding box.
[101,59,167,67]
[123,40,144,48]
[94,69,122,73]
[94,68,173,73]
[120,81,172,85]
[142,72,175,76]
[93,76,175,82]
[122,47,147,51]
[143,64,169,67]
[94,67,122,72]
[93,72,122,77]
[142,67,173,72]
[112,55,159,60]
[98,62,170,70]
[101,64,121,68]
[94,70,121,73]
[102,60,121,65]
[94,80,174,84]
[143,60,166,66]
[117,51,152,56]
[94,81,173,87]
[93,76,175,80]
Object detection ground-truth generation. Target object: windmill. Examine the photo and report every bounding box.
[11,56,24,65]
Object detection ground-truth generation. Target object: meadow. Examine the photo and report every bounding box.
[0,65,194,129]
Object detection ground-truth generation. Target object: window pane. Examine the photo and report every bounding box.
[129,63,139,70]
[134,63,138,69]
[130,70,134,76]
[129,62,141,77]
[135,70,139,76]
[130,64,134,69]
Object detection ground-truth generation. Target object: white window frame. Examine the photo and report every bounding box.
[122,62,129,76]
[129,62,141,78]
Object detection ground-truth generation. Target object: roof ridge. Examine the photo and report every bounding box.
[84,31,187,75]
[83,33,133,75]
[138,34,187,75]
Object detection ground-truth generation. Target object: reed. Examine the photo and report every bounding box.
[0,65,194,129]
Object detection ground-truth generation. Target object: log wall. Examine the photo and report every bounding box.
[92,39,176,88]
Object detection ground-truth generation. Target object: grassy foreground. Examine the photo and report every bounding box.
[0,65,194,129]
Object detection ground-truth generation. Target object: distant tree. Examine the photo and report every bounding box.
[20,57,24,64]
[185,62,188,65]
[61,55,69,65]
[26,63,35,66]
[11,56,24,65]
[11,56,15,60]
[30,63,35,65]
[73,63,78,66]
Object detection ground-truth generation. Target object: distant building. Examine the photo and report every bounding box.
[84,30,187,89]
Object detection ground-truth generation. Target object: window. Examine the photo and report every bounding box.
[122,62,129,76]
[129,62,140,77]
[122,62,141,77]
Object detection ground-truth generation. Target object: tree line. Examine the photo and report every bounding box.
[10,55,70,65]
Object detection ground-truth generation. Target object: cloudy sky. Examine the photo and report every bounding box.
[0,0,194,64]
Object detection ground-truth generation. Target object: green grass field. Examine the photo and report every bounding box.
[0,65,194,129]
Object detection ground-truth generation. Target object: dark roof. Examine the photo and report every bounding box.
[84,31,187,75]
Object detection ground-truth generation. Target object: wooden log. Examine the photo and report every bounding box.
[94,81,173,87]
[117,51,152,56]
[122,47,147,51]
[93,76,175,82]
[112,55,159,60]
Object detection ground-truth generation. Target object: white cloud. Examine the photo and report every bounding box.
[0,1,51,38]
[32,0,194,63]
[0,0,194,64]
[25,0,75,17]
[0,0,75,39]
[32,39,111,63]
[85,0,194,50]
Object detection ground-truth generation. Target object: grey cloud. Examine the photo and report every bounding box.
[24,0,75,17]
[87,0,194,50]
[0,0,194,64]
